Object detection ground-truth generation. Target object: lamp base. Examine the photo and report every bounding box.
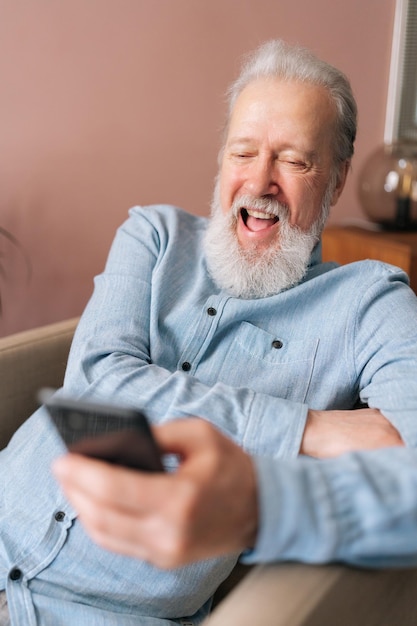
[358,143,417,230]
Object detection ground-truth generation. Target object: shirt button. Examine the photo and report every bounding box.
[181,362,191,371]
[272,340,283,349]
[55,511,66,522]
[9,568,22,581]
[207,307,217,316]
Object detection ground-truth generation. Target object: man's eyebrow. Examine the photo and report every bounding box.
[226,137,256,148]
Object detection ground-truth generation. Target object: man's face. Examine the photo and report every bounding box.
[219,77,345,255]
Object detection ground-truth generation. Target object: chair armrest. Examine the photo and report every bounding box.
[0,317,79,448]
[205,562,417,625]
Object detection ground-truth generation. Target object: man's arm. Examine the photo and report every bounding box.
[53,418,417,569]
[301,407,404,458]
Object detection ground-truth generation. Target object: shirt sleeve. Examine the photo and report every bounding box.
[243,446,417,568]
[63,206,308,459]
[352,264,417,446]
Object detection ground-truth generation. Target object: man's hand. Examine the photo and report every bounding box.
[301,408,404,458]
[53,418,258,569]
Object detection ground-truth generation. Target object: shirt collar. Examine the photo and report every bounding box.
[308,240,322,268]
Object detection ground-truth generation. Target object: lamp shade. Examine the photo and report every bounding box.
[357,142,417,230]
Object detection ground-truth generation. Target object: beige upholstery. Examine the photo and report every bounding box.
[205,562,417,625]
[0,317,78,448]
[1,319,417,624]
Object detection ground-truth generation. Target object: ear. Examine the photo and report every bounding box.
[330,160,350,206]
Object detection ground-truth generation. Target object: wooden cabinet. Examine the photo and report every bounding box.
[322,226,417,293]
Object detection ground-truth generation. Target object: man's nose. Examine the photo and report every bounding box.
[245,158,279,197]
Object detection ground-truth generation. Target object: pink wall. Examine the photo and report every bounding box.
[0,0,395,335]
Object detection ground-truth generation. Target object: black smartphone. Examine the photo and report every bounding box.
[40,389,164,472]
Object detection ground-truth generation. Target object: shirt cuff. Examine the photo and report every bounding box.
[243,395,309,459]
[241,454,337,565]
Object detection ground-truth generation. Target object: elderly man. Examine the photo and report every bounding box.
[1,39,417,625]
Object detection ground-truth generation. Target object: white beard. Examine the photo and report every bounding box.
[203,179,331,299]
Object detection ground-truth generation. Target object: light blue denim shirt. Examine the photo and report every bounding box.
[1,204,417,625]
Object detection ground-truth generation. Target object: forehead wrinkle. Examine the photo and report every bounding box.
[226,136,256,148]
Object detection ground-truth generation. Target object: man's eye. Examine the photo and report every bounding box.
[282,159,307,170]
[230,153,254,163]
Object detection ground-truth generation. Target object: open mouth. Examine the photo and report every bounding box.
[241,208,280,232]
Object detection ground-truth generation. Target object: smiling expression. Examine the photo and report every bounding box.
[219,77,348,252]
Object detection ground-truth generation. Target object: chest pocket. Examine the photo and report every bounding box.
[216,321,319,402]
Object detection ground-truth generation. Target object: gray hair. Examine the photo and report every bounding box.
[225,39,357,167]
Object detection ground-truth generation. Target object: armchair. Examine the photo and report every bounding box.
[0,319,416,625]
[0,317,78,447]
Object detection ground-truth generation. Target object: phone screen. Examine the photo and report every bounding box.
[41,390,164,472]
